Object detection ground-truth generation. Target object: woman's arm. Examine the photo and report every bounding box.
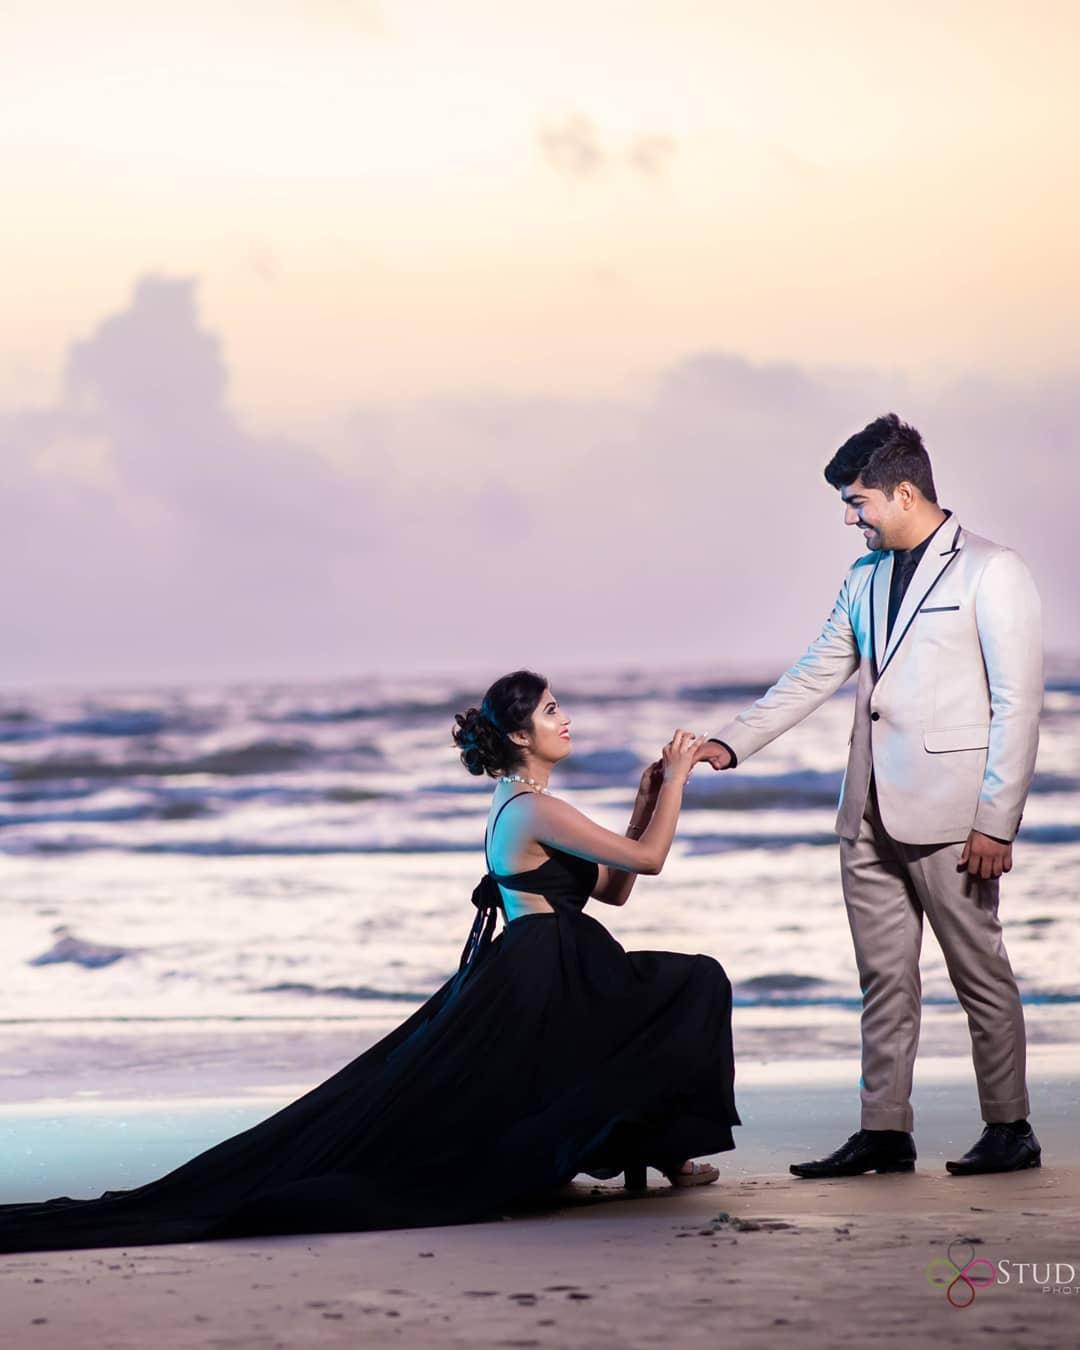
[591,760,662,906]
[529,731,704,878]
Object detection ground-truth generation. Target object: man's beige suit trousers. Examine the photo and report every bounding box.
[840,778,1029,1131]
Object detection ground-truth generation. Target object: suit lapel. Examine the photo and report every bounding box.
[870,552,892,680]
[878,517,963,679]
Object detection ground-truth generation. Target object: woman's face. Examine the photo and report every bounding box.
[520,687,572,766]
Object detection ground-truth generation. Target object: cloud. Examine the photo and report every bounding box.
[628,134,677,177]
[0,276,386,677]
[2,276,1076,684]
[538,116,679,182]
[538,114,607,180]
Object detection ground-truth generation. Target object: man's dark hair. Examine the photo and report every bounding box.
[824,413,937,503]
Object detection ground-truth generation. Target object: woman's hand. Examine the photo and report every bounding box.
[661,729,707,785]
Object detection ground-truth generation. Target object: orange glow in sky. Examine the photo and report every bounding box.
[4,0,1079,425]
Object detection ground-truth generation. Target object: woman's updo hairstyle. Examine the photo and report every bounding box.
[452,669,548,778]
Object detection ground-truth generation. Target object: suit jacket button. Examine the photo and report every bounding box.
[870,712,880,721]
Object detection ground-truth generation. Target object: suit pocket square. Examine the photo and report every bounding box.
[923,725,990,753]
[919,604,961,613]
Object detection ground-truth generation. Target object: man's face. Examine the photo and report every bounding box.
[840,477,900,551]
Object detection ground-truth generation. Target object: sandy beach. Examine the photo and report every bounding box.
[2,1162,1076,1349]
[2,1032,1077,1349]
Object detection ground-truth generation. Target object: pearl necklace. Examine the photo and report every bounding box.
[501,773,550,795]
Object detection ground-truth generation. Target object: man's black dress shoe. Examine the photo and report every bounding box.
[789,1129,916,1179]
[945,1122,1042,1175]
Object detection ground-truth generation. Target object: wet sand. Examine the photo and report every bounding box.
[1,1036,1077,1349]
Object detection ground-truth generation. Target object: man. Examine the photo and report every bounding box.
[698,413,1043,1177]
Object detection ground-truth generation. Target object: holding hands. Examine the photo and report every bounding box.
[625,732,703,850]
[633,731,724,834]
[661,729,708,784]
[638,731,725,806]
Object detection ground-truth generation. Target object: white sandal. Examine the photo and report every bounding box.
[665,1160,720,1188]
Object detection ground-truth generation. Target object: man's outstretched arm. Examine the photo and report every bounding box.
[698,570,862,770]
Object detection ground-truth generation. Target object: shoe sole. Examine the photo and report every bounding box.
[790,1161,915,1178]
[945,1154,1042,1176]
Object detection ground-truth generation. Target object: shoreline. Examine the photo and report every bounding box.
[3,1001,1078,1099]
[2,1030,1077,1202]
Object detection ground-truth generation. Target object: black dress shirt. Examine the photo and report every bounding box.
[886,510,953,641]
[886,535,932,640]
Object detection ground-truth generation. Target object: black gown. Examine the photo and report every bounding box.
[0,795,739,1252]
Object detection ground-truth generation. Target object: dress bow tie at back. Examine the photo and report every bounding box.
[458,873,501,974]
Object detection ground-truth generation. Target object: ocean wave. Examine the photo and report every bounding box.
[1028,772,1080,795]
[730,991,1080,1009]
[737,973,827,995]
[1,708,218,743]
[684,769,843,810]
[2,737,359,782]
[677,681,778,702]
[2,782,108,805]
[276,679,829,724]
[546,685,657,707]
[257,981,441,1002]
[272,693,476,725]
[0,800,211,828]
[55,710,172,737]
[558,749,641,778]
[687,823,1080,851]
[0,781,384,825]
[322,787,384,803]
[124,841,482,857]
[28,930,139,969]
[0,832,481,858]
[1017,824,1080,844]
[684,831,837,853]
[5,820,1076,860]
[0,722,50,745]
[256,979,1080,1010]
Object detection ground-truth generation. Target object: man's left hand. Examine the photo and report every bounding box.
[959,830,1013,880]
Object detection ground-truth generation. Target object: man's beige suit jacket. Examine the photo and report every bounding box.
[713,518,1043,845]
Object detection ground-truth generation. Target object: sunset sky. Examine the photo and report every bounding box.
[3,1,1078,684]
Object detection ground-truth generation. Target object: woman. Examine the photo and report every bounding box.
[0,670,738,1253]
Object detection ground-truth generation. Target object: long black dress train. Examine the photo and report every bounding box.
[0,794,739,1252]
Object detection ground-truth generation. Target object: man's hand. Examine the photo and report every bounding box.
[692,739,732,771]
[959,830,1013,880]
[636,759,664,807]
